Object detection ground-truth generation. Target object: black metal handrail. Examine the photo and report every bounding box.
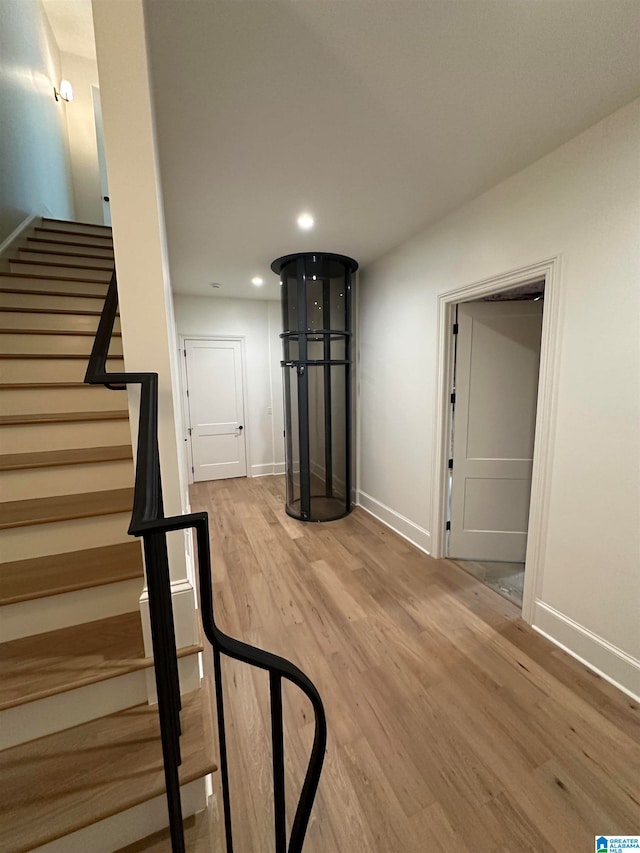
[85,271,327,852]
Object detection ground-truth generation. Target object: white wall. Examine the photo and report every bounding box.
[174,295,285,478]
[61,52,103,225]
[358,99,640,698]
[0,0,74,241]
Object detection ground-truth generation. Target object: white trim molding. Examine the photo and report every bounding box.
[251,462,285,477]
[533,600,640,702]
[430,256,563,624]
[356,490,431,555]
[0,213,40,260]
[139,578,200,701]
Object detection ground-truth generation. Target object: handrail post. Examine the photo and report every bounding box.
[270,672,287,853]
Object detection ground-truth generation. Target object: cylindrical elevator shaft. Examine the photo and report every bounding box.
[271,252,358,522]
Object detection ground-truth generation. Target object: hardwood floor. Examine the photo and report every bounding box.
[185,475,639,853]
[448,559,525,607]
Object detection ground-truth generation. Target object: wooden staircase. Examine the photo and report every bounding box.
[0,219,215,852]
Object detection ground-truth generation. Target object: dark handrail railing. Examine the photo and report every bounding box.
[85,272,327,852]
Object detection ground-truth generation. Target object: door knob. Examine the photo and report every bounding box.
[237,425,243,430]
[103,196,110,202]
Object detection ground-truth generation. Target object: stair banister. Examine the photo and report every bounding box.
[85,271,327,853]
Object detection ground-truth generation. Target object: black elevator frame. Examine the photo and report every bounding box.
[272,252,358,522]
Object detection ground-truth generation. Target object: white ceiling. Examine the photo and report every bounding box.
[42,0,95,61]
[146,0,640,301]
[49,1,640,302]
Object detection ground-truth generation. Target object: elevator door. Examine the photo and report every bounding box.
[185,338,246,481]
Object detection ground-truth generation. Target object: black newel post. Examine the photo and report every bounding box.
[272,252,358,522]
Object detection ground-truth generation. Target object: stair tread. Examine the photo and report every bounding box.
[0,327,121,336]
[42,217,112,231]
[0,306,109,316]
[0,272,110,285]
[28,237,115,252]
[9,258,112,273]
[0,678,216,852]
[0,486,134,529]
[0,611,145,710]
[0,541,144,605]
[20,248,114,260]
[35,225,113,238]
[0,410,128,425]
[0,381,96,388]
[0,288,107,301]
[0,444,133,471]
[0,352,122,359]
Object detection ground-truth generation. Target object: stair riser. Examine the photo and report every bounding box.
[33,228,113,247]
[0,291,109,312]
[0,418,131,452]
[28,241,114,259]
[0,333,123,355]
[0,356,124,383]
[1,511,132,562]
[31,779,207,853]
[40,221,112,238]
[0,460,135,501]
[9,261,112,280]
[0,312,120,333]
[18,251,114,269]
[0,385,127,414]
[0,576,142,643]
[1,668,148,750]
[0,277,108,296]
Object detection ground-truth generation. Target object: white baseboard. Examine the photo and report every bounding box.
[250,462,285,477]
[32,778,209,853]
[0,212,39,258]
[356,490,432,555]
[533,600,640,701]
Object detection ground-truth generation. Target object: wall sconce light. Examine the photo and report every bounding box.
[54,80,74,102]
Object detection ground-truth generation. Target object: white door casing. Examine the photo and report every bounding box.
[91,87,111,226]
[448,300,543,562]
[184,339,247,481]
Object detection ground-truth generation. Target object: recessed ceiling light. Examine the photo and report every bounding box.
[297,212,314,230]
[209,283,221,289]
[251,276,264,286]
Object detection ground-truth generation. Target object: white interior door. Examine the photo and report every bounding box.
[185,339,247,481]
[449,300,543,561]
[91,86,111,226]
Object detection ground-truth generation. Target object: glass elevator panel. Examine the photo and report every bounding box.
[272,252,358,522]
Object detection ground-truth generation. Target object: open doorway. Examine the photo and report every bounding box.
[446,283,544,607]
[430,257,561,622]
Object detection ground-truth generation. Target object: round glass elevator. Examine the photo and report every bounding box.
[272,252,358,522]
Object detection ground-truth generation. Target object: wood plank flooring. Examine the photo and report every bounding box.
[187,476,639,853]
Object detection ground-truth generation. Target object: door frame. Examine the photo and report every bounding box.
[179,334,250,485]
[430,256,563,622]
[91,86,111,226]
